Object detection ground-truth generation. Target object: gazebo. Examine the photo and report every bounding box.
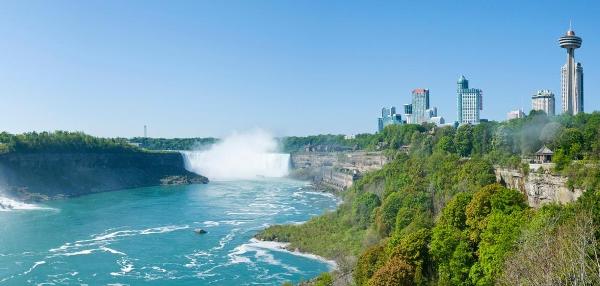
[534,145,554,163]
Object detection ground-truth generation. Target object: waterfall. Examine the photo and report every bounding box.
[180,130,290,181]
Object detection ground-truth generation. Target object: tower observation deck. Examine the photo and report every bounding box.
[559,27,583,115]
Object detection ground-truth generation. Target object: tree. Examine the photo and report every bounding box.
[558,128,585,159]
[455,125,474,157]
[435,135,455,154]
[377,192,404,236]
[368,257,415,286]
[352,192,381,228]
[499,210,600,286]
[355,244,387,286]
[430,192,475,285]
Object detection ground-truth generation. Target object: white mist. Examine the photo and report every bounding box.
[182,130,290,181]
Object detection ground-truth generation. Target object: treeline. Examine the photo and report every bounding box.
[279,134,379,153]
[129,137,218,151]
[0,131,142,153]
[258,111,600,286]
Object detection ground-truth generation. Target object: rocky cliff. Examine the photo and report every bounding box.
[290,151,387,191]
[494,167,584,207]
[0,151,208,201]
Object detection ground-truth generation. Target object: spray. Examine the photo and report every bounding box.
[182,130,290,181]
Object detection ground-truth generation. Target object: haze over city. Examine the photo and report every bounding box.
[1,0,598,138]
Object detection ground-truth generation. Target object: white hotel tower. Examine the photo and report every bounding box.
[559,27,584,115]
[531,90,556,116]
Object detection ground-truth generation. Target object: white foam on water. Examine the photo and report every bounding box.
[140,225,190,235]
[202,221,220,227]
[110,258,134,277]
[227,240,302,273]
[0,196,55,212]
[22,260,45,275]
[49,225,188,258]
[220,220,247,226]
[61,249,96,257]
[100,247,126,256]
[243,238,337,270]
[213,229,239,251]
[227,244,254,265]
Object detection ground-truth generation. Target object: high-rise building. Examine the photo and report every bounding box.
[403,104,413,115]
[411,89,430,124]
[559,27,584,115]
[531,89,556,116]
[403,104,413,124]
[378,107,403,132]
[429,116,445,125]
[426,107,438,119]
[457,75,483,124]
[507,109,526,120]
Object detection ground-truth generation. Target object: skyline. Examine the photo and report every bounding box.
[1,1,599,138]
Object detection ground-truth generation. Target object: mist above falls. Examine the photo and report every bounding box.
[182,130,290,181]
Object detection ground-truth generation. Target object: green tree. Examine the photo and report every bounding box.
[454,125,474,157]
[368,257,415,286]
[355,244,387,286]
[352,192,381,228]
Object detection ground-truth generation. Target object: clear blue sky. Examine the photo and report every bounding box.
[0,0,598,138]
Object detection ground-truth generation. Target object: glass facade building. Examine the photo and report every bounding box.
[457,75,483,124]
[378,107,403,132]
[411,89,430,124]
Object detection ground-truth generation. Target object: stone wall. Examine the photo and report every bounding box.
[290,151,387,191]
[494,167,584,207]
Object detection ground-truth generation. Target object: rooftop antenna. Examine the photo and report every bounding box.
[569,19,572,31]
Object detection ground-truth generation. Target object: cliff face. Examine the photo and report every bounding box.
[494,168,584,207]
[290,151,386,191]
[0,151,208,201]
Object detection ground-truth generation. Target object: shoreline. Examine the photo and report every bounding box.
[246,237,338,270]
[253,177,346,281]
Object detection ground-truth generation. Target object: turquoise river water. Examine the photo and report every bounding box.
[0,179,338,285]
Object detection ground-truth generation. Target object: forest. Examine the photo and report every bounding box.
[129,137,218,150]
[0,131,142,153]
[258,111,600,286]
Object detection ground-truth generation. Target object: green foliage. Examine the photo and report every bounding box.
[312,272,334,286]
[435,135,455,154]
[557,128,584,159]
[367,257,415,286]
[454,125,473,157]
[258,112,600,286]
[431,184,528,286]
[0,131,141,153]
[381,124,426,150]
[355,244,387,286]
[129,137,217,150]
[471,211,525,285]
[352,192,381,228]
[377,192,404,236]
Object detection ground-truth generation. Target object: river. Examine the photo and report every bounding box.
[0,179,337,285]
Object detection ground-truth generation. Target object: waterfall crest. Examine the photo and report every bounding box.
[181,130,290,181]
